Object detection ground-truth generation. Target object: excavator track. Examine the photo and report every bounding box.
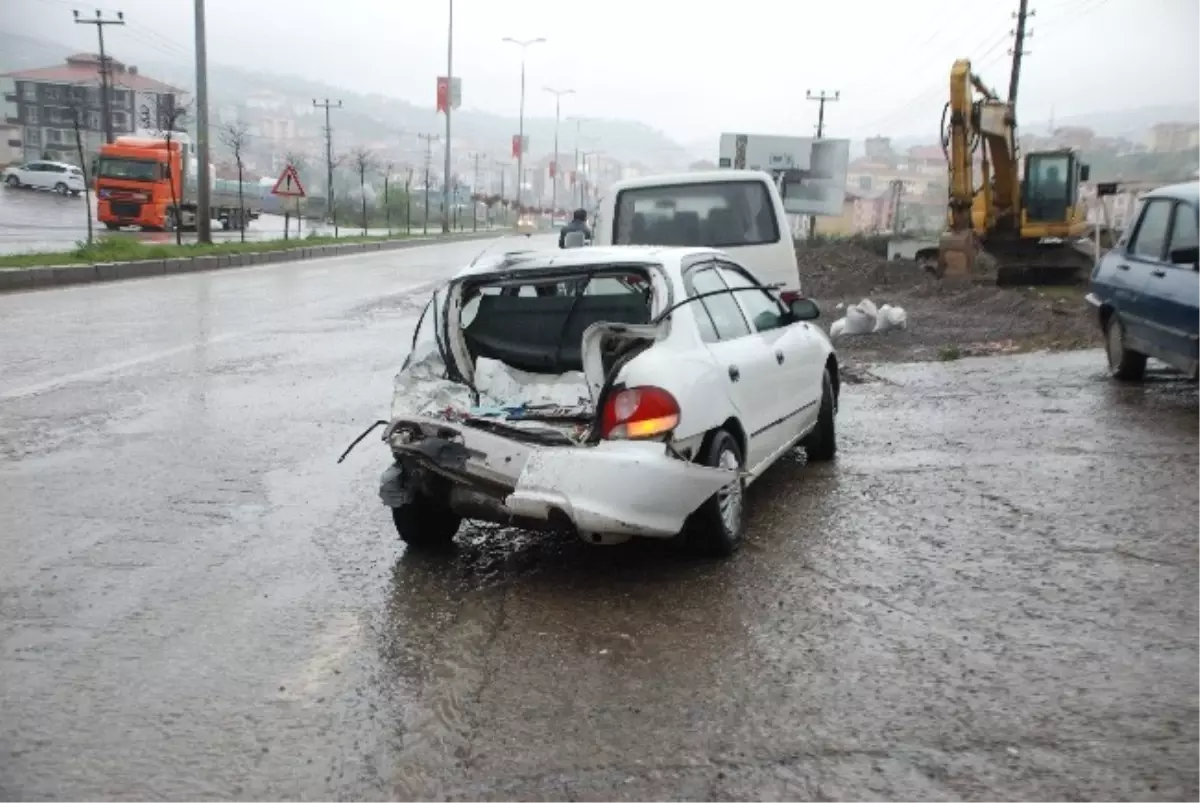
[990,239,1096,287]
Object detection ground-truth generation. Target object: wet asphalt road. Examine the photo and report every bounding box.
[1,240,1197,801]
[0,187,426,255]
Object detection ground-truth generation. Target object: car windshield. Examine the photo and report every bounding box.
[613,180,780,248]
[97,158,160,182]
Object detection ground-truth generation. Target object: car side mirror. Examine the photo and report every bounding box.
[1169,245,1199,267]
[789,298,820,321]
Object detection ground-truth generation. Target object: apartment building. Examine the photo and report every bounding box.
[2,53,186,165]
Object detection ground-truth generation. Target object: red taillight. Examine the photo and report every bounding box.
[779,289,803,304]
[601,386,681,440]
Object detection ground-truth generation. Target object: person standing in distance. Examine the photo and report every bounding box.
[559,208,592,248]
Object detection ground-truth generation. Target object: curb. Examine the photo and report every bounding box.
[0,230,506,294]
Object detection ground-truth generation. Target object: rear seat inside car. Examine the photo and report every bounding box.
[464,292,650,374]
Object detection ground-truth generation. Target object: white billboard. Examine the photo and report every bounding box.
[718,133,850,217]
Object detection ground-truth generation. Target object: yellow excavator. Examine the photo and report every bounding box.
[935,59,1095,285]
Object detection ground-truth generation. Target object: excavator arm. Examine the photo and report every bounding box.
[945,59,1022,236]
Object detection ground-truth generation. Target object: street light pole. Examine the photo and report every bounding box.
[544,86,574,217]
[502,36,545,216]
[442,0,453,234]
[193,0,212,243]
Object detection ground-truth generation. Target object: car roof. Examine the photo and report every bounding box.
[1142,181,1200,204]
[608,169,774,192]
[452,243,719,280]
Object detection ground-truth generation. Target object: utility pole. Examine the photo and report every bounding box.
[1008,0,1034,105]
[193,0,212,243]
[502,37,546,216]
[568,116,589,208]
[805,89,839,239]
[418,133,439,235]
[73,9,124,145]
[442,0,454,234]
[544,87,574,216]
[580,150,600,207]
[806,89,839,139]
[313,98,342,232]
[493,160,509,225]
[470,152,484,231]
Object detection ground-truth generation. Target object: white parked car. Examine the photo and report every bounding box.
[378,244,839,557]
[3,160,87,196]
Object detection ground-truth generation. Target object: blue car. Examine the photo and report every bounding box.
[1086,181,1199,381]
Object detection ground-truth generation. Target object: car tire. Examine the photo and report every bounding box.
[683,429,745,558]
[391,492,462,550]
[54,182,68,196]
[802,368,838,461]
[104,222,121,231]
[5,175,20,188]
[1104,314,1146,381]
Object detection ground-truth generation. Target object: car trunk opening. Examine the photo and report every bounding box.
[392,266,666,445]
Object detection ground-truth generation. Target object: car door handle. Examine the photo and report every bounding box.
[728,365,740,382]
[1151,269,1166,277]
[775,349,785,364]
[1117,264,1130,271]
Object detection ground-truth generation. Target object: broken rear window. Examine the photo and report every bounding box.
[460,270,654,375]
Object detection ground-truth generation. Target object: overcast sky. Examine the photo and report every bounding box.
[6,0,1199,145]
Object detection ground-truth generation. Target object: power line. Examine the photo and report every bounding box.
[854,29,1013,137]
[72,8,124,144]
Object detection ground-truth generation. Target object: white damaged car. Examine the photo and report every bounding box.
[379,245,839,556]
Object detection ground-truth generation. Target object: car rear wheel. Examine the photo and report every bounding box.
[391,491,462,550]
[801,368,837,461]
[1105,314,1146,381]
[54,182,69,195]
[5,175,20,188]
[683,429,745,557]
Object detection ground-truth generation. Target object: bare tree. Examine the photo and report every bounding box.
[351,147,375,236]
[219,120,251,243]
[383,161,394,236]
[139,101,189,245]
[64,84,93,245]
[283,150,309,238]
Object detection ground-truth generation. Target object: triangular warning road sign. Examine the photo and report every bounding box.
[271,164,306,198]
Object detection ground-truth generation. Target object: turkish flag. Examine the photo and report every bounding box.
[511,135,523,158]
[436,77,449,114]
[549,161,557,179]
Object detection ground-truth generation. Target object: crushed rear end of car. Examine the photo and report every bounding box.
[379,257,734,544]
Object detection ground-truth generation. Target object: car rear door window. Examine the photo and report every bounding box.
[690,266,751,342]
[1131,199,1172,260]
[715,263,787,332]
[1168,202,1198,259]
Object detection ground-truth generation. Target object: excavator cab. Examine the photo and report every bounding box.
[1022,149,1089,225]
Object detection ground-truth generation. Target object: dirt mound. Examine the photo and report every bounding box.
[797,243,927,298]
[799,243,1099,364]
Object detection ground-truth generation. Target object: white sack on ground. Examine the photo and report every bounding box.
[829,298,909,338]
[873,304,910,333]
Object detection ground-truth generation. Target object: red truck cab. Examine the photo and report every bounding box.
[95,136,183,232]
